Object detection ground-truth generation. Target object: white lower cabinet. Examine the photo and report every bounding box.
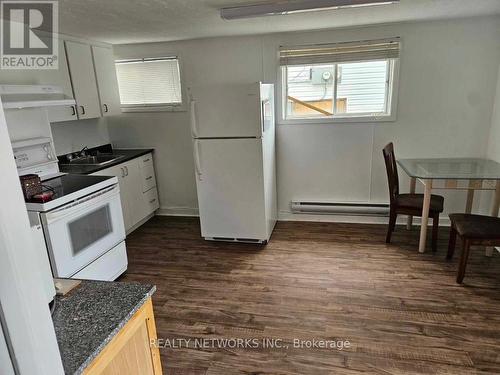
[92,153,159,232]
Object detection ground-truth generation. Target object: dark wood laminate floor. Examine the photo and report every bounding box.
[120,216,500,375]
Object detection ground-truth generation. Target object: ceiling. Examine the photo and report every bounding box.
[58,0,500,45]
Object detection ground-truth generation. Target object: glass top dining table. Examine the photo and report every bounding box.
[396,158,500,254]
[397,158,500,180]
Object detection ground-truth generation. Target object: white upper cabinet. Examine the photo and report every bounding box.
[0,36,121,123]
[92,46,122,117]
[64,40,101,120]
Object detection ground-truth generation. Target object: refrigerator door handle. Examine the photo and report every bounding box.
[190,100,199,138]
[261,100,266,134]
[193,140,202,180]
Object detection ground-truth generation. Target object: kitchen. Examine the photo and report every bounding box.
[2,1,500,374]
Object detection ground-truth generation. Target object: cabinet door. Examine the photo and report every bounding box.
[91,165,131,230]
[83,298,162,375]
[47,40,78,122]
[92,46,122,117]
[65,41,101,119]
[92,157,157,233]
[48,104,78,123]
[123,159,147,229]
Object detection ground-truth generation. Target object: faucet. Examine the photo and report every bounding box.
[78,146,89,157]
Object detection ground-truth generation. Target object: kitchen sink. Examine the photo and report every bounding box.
[62,154,125,166]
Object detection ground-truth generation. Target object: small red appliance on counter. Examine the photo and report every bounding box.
[19,174,54,202]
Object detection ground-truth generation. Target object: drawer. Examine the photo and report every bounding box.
[139,153,153,169]
[72,241,127,281]
[142,165,156,192]
[144,187,159,214]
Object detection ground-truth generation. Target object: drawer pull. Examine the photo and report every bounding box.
[149,199,156,204]
[145,176,153,181]
[143,158,151,163]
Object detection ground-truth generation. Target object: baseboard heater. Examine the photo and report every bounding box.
[290,201,390,216]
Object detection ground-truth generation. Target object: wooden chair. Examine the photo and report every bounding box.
[382,143,444,251]
[447,214,500,283]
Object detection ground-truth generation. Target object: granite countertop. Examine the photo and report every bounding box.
[52,280,156,375]
[59,148,154,175]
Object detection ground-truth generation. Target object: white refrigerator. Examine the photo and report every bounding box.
[190,82,277,244]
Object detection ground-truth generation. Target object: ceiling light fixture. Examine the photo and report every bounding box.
[220,0,399,20]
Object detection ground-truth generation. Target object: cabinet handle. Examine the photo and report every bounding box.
[145,176,153,181]
[124,166,129,176]
[121,167,125,178]
[103,104,109,113]
[71,106,76,116]
[80,106,86,115]
[143,158,150,163]
[149,198,156,204]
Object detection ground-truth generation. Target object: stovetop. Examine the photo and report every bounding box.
[26,174,118,212]
[37,174,112,200]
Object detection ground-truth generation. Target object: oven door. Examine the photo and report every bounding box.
[41,184,126,278]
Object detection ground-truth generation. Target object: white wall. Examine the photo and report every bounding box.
[488,64,500,163]
[51,118,110,155]
[3,107,110,155]
[109,36,264,214]
[4,108,53,142]
[109,16,500,220]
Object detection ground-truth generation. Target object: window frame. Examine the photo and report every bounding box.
[115,55,187,113]
[278,57,400,125]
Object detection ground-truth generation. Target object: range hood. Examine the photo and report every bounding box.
[0,85,76,109]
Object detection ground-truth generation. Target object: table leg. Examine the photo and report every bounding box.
[418,180,432,253]
[465,181,475,214]
[485,181,500,257]
[407,177,416,230]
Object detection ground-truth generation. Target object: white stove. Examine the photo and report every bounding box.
[13,137,128,281]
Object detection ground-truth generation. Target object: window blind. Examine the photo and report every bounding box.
[115,57,182,106]
[279,38,400,66]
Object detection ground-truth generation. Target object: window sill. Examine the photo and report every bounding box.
[278,114,396,125]
[121,105,186,113]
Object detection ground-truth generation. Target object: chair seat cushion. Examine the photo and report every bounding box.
[396,194,444,212]
[449,214,500,239]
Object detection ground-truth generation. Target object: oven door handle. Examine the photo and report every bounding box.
[43,185,120,224]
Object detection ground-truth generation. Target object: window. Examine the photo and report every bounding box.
[115,57,183,110]
[280,38,400,122]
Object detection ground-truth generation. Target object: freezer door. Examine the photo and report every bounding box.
[194,138,268,240]
[189,83,263,138]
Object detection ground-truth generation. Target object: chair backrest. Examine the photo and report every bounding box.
[382,142,399,204]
